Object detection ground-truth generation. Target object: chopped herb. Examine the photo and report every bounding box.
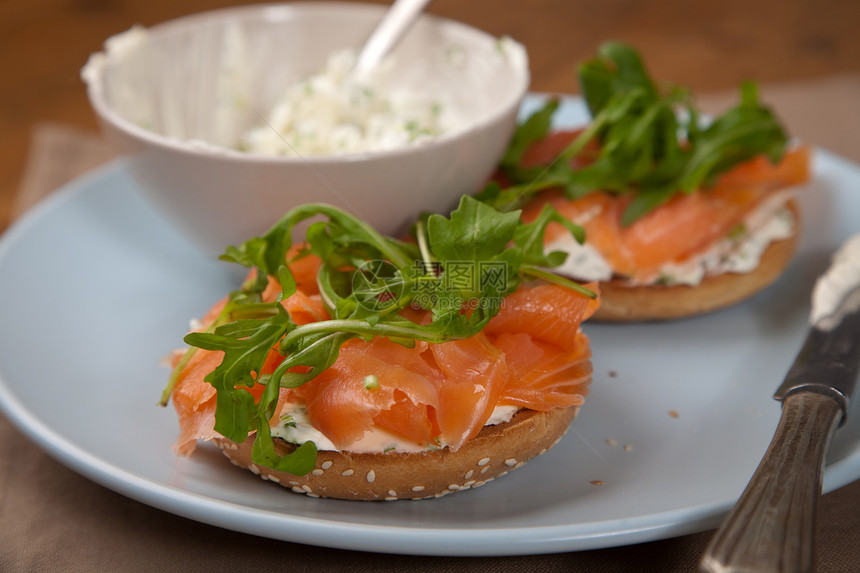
[404,120,432,141]
[654,274,675,286]
[728,222,748,241]
[480,42,789,225]
[363,374,380,390]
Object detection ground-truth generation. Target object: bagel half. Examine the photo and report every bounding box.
[592,201,801,322]
[214,406,579,500]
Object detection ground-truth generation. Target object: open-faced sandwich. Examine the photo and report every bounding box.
[160,196,599,500]
[479,43,810,321]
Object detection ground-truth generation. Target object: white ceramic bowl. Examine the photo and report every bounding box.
[83,2,529,254]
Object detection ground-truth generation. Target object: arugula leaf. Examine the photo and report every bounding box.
[514,203,585,267]
[579,42,657,117]
[183,303,296,442]
[251,368,318,475]
[502,98,560,168]
[483,42,789,225]
[427,196,521,271]
[252,425,318,475]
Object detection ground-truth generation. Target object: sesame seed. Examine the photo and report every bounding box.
[388,489,397,497]
[342,469,355,477]
[301,484,312,493]
[504,458,517,467]
[311,469,324,476]
[288,480,299,486]
[291,486,304,494]
[480,466,490,474]
[412,486,425,492]
[515,462,525,469]
[448,484,460,490]
[249,464,260,475]
[477,457,490,466]
[268,475,280,483]
[321,460,333,470]
[307,493,320,498]
[605,437,619,448]
[464,480,476,487]
[464,469,474,479]
[385,496,398,501]
[366,470,376,483]
[539,448,547,455]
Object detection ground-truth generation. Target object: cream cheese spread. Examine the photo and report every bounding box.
[546,238,613,282]
[810,233,860,330]
[654,203,795,286]
[241,37,525,156]
[272,403,520,454]
[241,49,452,156]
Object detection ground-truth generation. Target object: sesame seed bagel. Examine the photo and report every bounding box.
[214,406,579,501]
[592,201,801,322]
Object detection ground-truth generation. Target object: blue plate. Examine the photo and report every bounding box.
[1,96,859,556]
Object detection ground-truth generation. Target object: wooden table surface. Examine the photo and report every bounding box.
[2,0,859,228]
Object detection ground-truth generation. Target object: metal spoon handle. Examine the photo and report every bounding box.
[701,391,842,573]
[355,0,433,74]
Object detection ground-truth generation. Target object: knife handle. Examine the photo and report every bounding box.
[700,391,843,573]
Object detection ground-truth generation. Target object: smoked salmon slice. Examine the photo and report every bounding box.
[293,337,442,448]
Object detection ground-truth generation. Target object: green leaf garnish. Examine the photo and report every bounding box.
[501,98,560,168]
[363,375,380,390]
[162,196,594,475]
[481,42,789,225]
[514,203,585,268]
[427,197,521,279]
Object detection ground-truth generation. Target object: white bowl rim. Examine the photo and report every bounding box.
[84,1,531,165]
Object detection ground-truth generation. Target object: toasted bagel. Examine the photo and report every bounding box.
[214,406,579,501]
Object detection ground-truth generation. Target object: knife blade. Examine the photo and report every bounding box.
[702,235,860,573]
[775,288,860,422]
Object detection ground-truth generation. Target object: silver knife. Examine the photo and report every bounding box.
[702,235,860,573]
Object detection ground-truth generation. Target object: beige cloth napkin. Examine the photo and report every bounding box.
[2,75,859,572]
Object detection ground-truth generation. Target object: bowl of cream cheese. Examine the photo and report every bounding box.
[82,2,529,253]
